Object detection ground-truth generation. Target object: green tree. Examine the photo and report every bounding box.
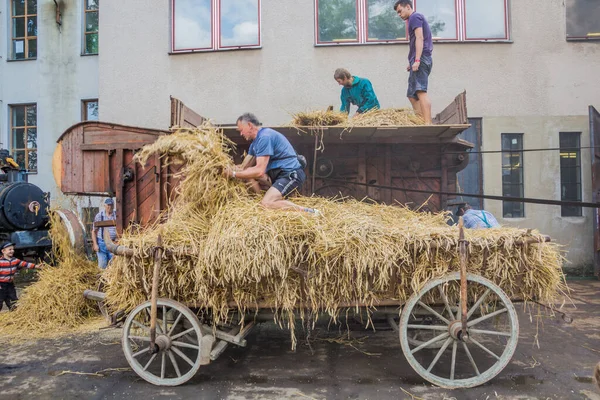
[428,15,446,37]
[318,0,357,42]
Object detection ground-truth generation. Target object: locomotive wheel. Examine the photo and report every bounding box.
[399,272,519,389]
[122,298,203,386]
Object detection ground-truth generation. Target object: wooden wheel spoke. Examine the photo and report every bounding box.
[160,352,166,379]
[163,306,167,335]
[469,337,501,360]
[467,288,492,320]
[437,286,455,321]
[145,308,163,334]
[129,335,151,342]
[170,327,195,341]
[427,337,453,372]
[411,332,450,354]
[462,341,481,376]
[171,346,196,368]
[417,301,450,324]
[168,350,182,377]
[132,347,150,358]
[143,354,157,371]
[450,341,457,380]
[407,324,447,331]
[132,319,150,333]
[469,328,511,337]
[467,308,507,327]
[172,340,200,350]
[167,312,183,337]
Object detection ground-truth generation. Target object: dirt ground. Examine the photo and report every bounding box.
[1,281,600,400]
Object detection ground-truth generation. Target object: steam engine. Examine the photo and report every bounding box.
[0,149,51,256]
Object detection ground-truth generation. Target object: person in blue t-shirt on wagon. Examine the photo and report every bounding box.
[395,0,434,125]
[224,113,321,216]
[334,68,380,115]
[456,203,500,229]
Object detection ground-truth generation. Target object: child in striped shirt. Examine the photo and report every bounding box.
[0,242,41,311]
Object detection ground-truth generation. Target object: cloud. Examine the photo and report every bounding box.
[174,0,212,49]
[221,21,259,46]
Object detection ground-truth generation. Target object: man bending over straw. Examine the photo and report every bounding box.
[224,113,321,216]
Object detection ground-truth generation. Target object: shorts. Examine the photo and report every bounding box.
[270,168,306,197]
[407,55,433,99]
[0,281,18,311]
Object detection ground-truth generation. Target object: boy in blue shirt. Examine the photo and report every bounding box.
[334,68,380,115]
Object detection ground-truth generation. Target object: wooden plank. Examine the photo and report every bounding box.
[358,146,367,199]
[155,154,161,220]
[384,146,392,204]
[115,148,124,234]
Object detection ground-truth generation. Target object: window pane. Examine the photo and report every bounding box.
[219,0,259,47]
[13,128,26,149]
[366,0,406,41]
[85,33,99,54]
[13,17,25,37]
[86,11,98,32]
[27,150,37,172]
[27,16,37,36]
[414,0,457,39]
[26,105,36,125]
[12,0,25,16]
[173,0,212,50]
[12,106,25,127]
[317,0,358,42]
[86,0,99,11]
[27,0,37,14]
[28,38,36,58]
[12,40,25,59]
[27,128,37,149]
[566,0,600,40]
[13,150,26,170]
[86,101,99,121]
[465,0,507,39]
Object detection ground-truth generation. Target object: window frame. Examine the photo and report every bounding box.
[81,99,99,121]
[314,0,510,46]
[10,0,38,60]
[501,133,524,218]
[559,132,583,217]
[82,0,99,55]
[9,103,38,174]
[171,0,262,53]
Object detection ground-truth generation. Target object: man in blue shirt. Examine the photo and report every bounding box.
[92,198,118,269]
[334,68,380,115]
[395,0,433,124]
[225,113,320,215]
[456,204,500,229]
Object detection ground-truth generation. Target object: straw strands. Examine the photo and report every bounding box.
[0,211,101,339]
[289,108,425,128]
[102,123,565,349]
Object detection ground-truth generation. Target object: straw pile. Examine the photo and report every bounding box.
[102,124,565,348]
[290,108,425,128]
[291,110,347,126]
[0,211,101,339]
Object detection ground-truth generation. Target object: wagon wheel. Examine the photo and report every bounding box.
[399,272,519,389]
[122,298,203,386]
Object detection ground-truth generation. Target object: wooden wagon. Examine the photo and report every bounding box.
[56,95,552,388]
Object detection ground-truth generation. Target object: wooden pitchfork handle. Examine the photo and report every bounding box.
[458,217,469,341]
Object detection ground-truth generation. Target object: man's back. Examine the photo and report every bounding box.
[249,128,300,172]
[463,209,500,229]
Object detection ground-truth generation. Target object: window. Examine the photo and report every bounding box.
[501,134,523,218]
[315,0,509,45]
[566,0,600,41]
[171,0,261,52]
[10,0,37,59]
[560,132,582,216]
[82,99,99,121]
[10,104,37,173]
[83,0,99,54]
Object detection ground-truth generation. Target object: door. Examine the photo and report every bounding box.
[590,106,600,277]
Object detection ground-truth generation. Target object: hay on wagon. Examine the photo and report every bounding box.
[101,123,565,348]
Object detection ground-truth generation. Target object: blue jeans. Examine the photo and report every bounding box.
[97,238,113,269]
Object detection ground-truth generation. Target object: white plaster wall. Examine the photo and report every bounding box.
[0,0,98,198]
[99,0,600,127]
[482,116,594,269]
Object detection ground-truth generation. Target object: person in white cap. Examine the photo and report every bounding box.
[92,198,118,269]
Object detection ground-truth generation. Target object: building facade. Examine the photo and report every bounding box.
[3,0,600,270]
